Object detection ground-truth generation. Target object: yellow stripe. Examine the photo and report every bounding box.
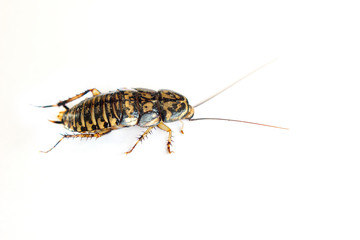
[112,93,120,120]
[81,100,86,127]
[102,95,109,124]
[71,107,76,130]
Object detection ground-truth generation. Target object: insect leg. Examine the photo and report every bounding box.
[40,128,111,153]
[180,120,184,134]
[157,122,174,154]
[38,88,101,109]
[125,126,155,155]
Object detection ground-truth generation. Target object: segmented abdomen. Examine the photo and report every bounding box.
[62,88,190,132]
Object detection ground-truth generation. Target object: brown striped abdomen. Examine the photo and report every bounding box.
[62,88,192,133]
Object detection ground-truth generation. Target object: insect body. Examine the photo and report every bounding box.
[39,61,287,154]
[40,88,194,154]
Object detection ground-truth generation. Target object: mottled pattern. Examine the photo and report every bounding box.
[105,93,120,127]
[61,88,193,133]
[119,89,139,126]
[158,89,189,122]
[135,88,161,127]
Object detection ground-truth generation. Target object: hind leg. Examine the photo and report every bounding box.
[40,128,111,153]
[38,88,101,110]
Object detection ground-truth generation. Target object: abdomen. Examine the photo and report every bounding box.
[62,88,165,132]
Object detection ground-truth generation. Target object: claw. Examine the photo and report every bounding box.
[48,120,62,124]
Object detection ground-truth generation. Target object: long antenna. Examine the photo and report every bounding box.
[189,117,288,130]
[193,59,276,108]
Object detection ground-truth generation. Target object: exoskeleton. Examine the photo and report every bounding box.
[40,88,194,154]
[39,61,287,154]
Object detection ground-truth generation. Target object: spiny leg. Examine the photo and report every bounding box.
[125,126,155,155]
[40,128,111,153]
[157,122,174,154]
[38,88,101,109]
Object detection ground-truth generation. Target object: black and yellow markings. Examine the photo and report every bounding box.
[93,95,106,129]
[53,88,102,132]
[92,94,110,129]
[81,99,92,131]
[111,92,122,123]
[41,64,286,155]
[64,92,125,132]
[42,88,194,153]
[80,100,86,131]
[62,109,69,128]
[120,90,139,126]
[159,90,189,122]
[71,106,77,131]
[104,93,118,127]
[74,104,82,132]
[135,88,160,127]
[101,95,109,127]
[90,96,97,130]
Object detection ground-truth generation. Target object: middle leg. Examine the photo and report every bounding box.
[125,126,155,155]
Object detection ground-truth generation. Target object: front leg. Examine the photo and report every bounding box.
[157,122,174,154]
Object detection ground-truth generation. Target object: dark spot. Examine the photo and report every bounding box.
[81,126,87,131]
[180,102,186,111]
[104,122,109,128]
[171,103,178,110]
[160,110,167,120]
[92,125,97,130]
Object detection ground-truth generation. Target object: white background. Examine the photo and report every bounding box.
[1,0,359,239]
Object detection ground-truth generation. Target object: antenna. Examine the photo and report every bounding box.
[193,59,276,108]
[190,59,288,130]
[189,117,288,130]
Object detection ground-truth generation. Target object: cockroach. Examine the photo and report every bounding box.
[38,61,287,154]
